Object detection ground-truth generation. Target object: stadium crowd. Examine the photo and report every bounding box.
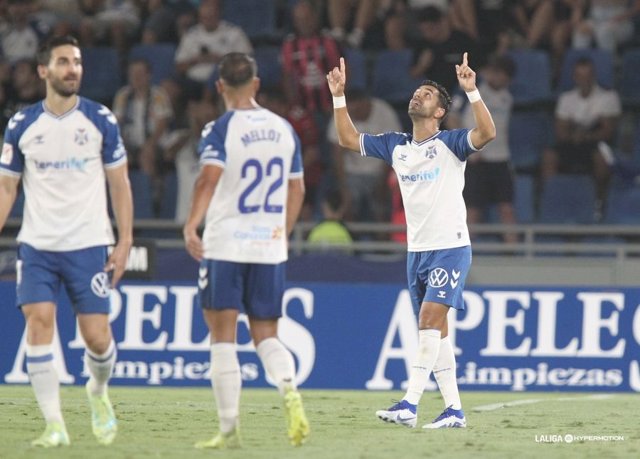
[3,0,640,240]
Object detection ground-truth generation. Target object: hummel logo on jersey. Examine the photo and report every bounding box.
[7,112,25,130]
[437,291,447,299]
[428,268,449,288]
[34,135,45,144]
[98,106,117,124]
[201,121,214,138]
[450,269,461,288]
[198,267,208,289]
[398,153,407,161]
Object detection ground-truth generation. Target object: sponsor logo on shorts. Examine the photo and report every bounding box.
[428,267,449,288]
[91,272,111,298]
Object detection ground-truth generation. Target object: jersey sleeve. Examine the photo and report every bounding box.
[289,125,303,179]
[0,112,26,177]
[198,117,228,169]
[96,105,127,168]
[360,132,398,165]
[437,128,477,160]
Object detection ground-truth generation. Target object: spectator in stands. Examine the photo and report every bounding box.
[140,0,178,44]
[112,58,173,212]
[327,89,401,223]
[258,88,323,221]
[572,0,640,52]
[164,98,218,222]
[448,0,514,57]
[1,0,40,64]
[307,188,353,252]
[447,55,518,243]
[33,0,83,37]
[327,0,379,48]
[174,0,252,96]
[281,0,341,118]
[510,0,575,84]
[78,0,141,53]
[541,57,621,220]
[409,6,480,95]
[1,59,44,134]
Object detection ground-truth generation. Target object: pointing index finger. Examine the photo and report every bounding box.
[340,57,345,74]
[462,52,468,66]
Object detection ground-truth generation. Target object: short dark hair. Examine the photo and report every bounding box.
[417,6,444,23]
[419,79,452,115]
[36,35,79,66]
[218,52,257,87]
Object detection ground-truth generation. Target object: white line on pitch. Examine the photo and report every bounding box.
[472,394,615,412]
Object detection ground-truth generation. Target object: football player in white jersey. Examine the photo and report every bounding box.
[0,36,133,447]
[183,52,309,449]
[327,53,496,429]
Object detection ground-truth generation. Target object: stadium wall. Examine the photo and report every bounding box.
[1,280,639,393]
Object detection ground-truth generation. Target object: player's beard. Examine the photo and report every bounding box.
[50,76,80,98]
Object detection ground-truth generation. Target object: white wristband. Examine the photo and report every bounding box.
[466,89,482,103]
[333,95,346,109]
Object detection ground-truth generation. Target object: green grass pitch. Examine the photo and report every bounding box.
[0,385,638,459]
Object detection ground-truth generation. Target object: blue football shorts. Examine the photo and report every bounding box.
[16,243,112,314]
[407,245,472,314]
[197,259,285,320]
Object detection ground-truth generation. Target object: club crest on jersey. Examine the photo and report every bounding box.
[425,145,437,159]
[75,128,89,145]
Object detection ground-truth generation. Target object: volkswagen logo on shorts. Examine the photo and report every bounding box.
[91,272,111,298]
[428,268,449,288]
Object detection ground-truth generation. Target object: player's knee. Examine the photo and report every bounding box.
[83,335,112,354]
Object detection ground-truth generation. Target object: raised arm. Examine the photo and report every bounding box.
[326,57,361,152]
[456,52,496,149]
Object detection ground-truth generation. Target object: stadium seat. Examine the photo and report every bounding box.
[222,0,277,41]
[129,170,154,219]
[79,47,122,104]
[253,46,282,89]
[508,110,553,173]
[620,48,640,107]
[128,43,177,85]
[557,48,614,92]
[507,49,552,106]
[343,47,367,92]
[539,175,596,224]
[371,49,422,105]
[604,185,640,224]
[513,174,535,223]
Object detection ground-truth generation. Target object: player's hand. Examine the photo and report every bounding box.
[326,57,347,97]
[183,225,204,262]
[455,52,477,92]
[105,240,131,288]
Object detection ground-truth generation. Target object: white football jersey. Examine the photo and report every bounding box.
[0,98,127,251]
[198,107,303,263]
[361,129,477,251]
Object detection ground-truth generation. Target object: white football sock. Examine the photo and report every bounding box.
[85,340,116,396]
[433,336,462,410]
[256,337,296,395]
[404,329,442,405]
[210,342,241,433]
[26,344,64,424]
